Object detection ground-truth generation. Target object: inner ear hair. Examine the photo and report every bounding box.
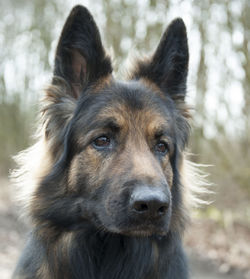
[71,49,88,98]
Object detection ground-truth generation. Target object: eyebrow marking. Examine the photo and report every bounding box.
[152,124,169,138]
[87,117,121,135]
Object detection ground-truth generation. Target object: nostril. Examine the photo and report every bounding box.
[134,202,149,212]
[139,203,148,211]
[132,200,169,216]
[158,205,168,215]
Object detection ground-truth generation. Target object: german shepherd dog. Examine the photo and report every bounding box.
[12,5,202,279]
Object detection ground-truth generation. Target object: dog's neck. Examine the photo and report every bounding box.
[37,227,184,279]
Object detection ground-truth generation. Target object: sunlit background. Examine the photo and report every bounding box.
[0,0,249,278]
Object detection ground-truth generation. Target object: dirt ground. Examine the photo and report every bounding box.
[0,178,249,279]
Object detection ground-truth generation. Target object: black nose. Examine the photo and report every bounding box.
[130,186,169,218]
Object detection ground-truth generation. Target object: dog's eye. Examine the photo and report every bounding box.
[93,136,111,149]
[155,141,169,155]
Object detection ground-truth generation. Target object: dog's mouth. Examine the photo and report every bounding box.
[94,217,170,237]
[119,224,169,237]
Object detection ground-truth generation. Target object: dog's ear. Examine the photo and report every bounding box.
[131,18,189,101]
[53,5,112,98]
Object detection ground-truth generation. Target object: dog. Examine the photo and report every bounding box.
[12,5,202,279]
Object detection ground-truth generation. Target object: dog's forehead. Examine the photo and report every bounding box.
[74,80,176,137]
[100,80,172,113]
[84,80,176,135]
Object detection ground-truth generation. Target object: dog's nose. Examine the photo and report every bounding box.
[130,186,169,218]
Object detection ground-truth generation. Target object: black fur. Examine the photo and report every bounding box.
[13,5,190,279]
[131,18,189,99]
[15,229,188,279]
[53,5,113,97]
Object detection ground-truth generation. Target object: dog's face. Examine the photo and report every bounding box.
[66,82,180,236]
[34,6,190,237]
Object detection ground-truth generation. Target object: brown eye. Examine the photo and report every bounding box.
[155,141,169,155]
[93,136,111,149]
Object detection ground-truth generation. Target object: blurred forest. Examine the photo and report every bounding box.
[0,0,250,276]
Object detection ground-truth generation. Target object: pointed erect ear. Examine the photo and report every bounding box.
[53,5,112,98]
[131,18,189,100]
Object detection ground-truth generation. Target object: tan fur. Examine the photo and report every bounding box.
[152,240,159,275]
[11,79,76,217]
[131,149,161,180]
[139,78,165,98]
[11,76,209,224]
[68,155,80,192]
[36,232,73,279]
[11,137,52,218]
[36,260,50,279]
[91,75,113,93]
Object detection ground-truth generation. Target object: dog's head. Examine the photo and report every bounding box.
[33,5,190,237]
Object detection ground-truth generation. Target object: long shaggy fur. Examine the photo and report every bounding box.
[11,5,210,279]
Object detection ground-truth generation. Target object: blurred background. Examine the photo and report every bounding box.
[0,0,249,278]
